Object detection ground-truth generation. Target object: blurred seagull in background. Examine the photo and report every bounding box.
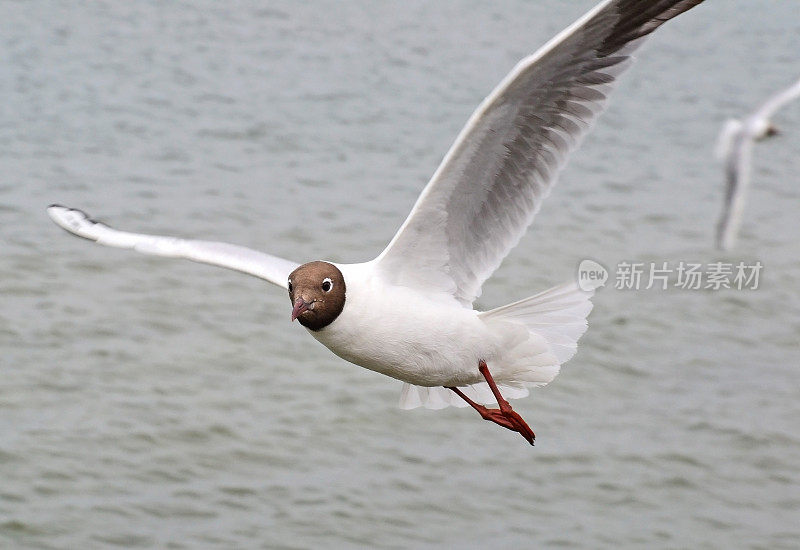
[715,77,800,251]
[48,0,705,445]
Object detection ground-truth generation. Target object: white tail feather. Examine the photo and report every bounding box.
[480,282,593,363]
[399,381,530,410]
[399,282,593,410]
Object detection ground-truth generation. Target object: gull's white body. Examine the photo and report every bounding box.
[314,262,503,388]
[311,262,574,408]
[48,0,705,413]
[716,77,800,250]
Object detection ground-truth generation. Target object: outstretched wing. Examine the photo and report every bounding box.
[750,76,800,124]
[715,118,743,162]
[374,0,705,305]
[47,205,298,288]
[715,133,753,251]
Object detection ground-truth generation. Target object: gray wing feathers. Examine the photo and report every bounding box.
[376,0,705,305]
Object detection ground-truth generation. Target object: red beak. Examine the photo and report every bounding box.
[291,297,310,321]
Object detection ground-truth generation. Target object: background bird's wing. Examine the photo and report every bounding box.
[751,76,800,123]
[373,0,705,306]
[47,205,299,288]
[715,134,753,251]
[715,119,743,162]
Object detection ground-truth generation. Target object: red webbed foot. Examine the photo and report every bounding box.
[447,360,536,446]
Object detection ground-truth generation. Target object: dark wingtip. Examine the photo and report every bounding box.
[600,0,707,57]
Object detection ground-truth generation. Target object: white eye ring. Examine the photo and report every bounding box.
[287,279,293,292]
[322,278,333,292]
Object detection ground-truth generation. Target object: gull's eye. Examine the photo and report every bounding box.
[321,278,333,292]
[287,280,293,293]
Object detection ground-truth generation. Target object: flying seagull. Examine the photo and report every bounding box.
[715,76,800,251]
[49,0,705,445]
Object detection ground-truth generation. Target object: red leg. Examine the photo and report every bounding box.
[447,360,535,445]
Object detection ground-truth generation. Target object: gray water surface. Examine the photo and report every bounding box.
[3,1,800,548]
